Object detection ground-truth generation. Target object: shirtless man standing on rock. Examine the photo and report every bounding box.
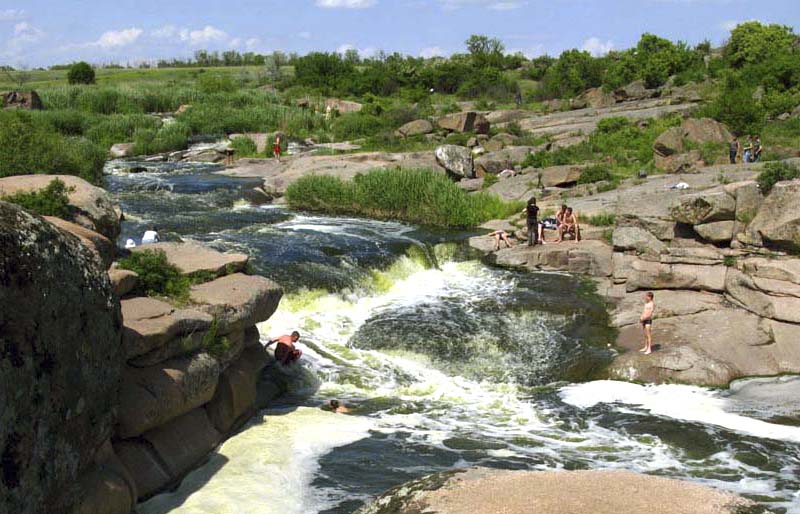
[640,292,655,355]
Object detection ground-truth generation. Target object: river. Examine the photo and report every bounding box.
[104,159,800,514]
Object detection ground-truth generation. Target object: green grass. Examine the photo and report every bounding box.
[587,213,617,226]
[285,168,523,229]
[117,250,192,303]
[1,178,74,218]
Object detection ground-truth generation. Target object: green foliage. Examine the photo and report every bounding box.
[285,168,523,229]
[578,164,613,184]
[540,49,604,99]
[1,178,74,218]
[725,22,796,69]
[482,173,499,189]
[596,117,631,134]
[133,122,191,155]
[67,62,95,85]
[200,319,231,359]
[697,74,766,135]
[723,255,737,268]
[197,73,238,94]
[757,161,800,194]
[0,110,105,183]
[117,250,191,302]
[587,213,616,227]
[293,52,356,93]
[229,136,259,157]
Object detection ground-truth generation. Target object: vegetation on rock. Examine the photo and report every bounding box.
[1,178,74,218]
[757,161,800,194]
[286,168,523,228]
[117,250,192,302]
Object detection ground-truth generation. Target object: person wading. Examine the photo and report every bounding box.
[267,331,302,365]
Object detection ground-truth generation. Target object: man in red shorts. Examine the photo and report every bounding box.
[267,331,302,365]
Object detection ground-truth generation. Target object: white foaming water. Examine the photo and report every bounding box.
[560,380,800,443]
[138,408,373,514]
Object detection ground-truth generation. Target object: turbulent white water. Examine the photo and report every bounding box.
[140,254,800,514]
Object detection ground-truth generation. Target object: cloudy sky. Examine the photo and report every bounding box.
[1,0,798,67]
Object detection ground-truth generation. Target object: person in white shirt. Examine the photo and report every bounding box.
[125,239,136,249]
[141,227,160,245]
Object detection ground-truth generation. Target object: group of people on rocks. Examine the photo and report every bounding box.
[729,135,764,164]
[489,198,581,252]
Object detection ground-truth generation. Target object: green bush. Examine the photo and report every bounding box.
[229,136,259,158]
[1,178,74,218]
[756,161,800,194]
[725,22,796,69]
[117,250,191,302]
[0,110,105,183]
[578,164,613,184]
[597,117,631,134]
[285,168,522,229]
[132,122,190,155]
[67,62,95,85]
[697,74,766,135]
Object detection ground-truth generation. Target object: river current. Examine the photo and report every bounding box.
[104,160,800,514]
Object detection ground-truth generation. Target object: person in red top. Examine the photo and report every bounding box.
[273,135,282,163]
[267,331,302,365]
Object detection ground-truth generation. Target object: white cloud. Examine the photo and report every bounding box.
[93,28,143,48]
[581,37,614,56]
[297,31,313,40]
[337,43,376,57]
[11,22,44,44]
[180,25,228,45]
[719,19,759,31]
[151,24,179,39]
[438,0,526,10]
[420,46,445,58]
[316,0,377,8]
[0,9,26,21]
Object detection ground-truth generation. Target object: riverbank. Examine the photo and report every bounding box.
[468,158,800,387]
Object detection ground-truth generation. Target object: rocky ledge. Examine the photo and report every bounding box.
[471,160,800,387]
[1,194,289,514]
[355,468,770,514]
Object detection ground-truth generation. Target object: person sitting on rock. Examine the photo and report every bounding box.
[267,331,302,365]
[141,226,160,245]
[488,230,514,251]
[555,207,581,243]
[323,399,350,414]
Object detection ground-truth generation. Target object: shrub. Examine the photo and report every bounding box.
[229,136,259,158]
[67,61,96,85]
[0,110,105,183]
[698,74,765,135]
[578,164,613,184]
[587,213,616,226]
[197,74,237,94]
[117,250,191,302]
[756,161,800,194]
[132,122,191,155]
[1,178,74,218]
[286,168,522,229]
[725,22,796,69]
[597,117,631,134]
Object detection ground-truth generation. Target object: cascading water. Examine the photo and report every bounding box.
[107,160,800,514]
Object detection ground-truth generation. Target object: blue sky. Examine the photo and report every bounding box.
[1,0,799,67]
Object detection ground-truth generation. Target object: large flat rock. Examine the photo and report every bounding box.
[190,273,283,335]
[116,353,220,438]
[355,468,762,514]
[609,308,796,386]
[0,174,122,240]
[131,242,248,277]
[121,297,214,358]
[474,240,613,277]
[611,289,724,328]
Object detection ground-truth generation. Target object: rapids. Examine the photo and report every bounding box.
[107,160,800,514]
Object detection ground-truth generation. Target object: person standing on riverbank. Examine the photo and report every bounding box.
[729,136,740,164]
[273,135,282,163]
[523,197,540,246]
[640,292,656,355]
[267,331,302,365]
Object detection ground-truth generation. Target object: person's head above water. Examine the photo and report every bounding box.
[291,331,300,342]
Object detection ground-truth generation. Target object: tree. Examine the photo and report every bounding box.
[540,49,603,98]
[3,66,33,90]
[701,73,765,135]
[67,61,95,84]
[465,34,506,69]
[725,22,796,68]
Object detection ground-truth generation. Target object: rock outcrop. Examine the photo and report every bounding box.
[0,175,123,240]
[748,179,800,252]
[2,90,43,110]
[0,202,124,514]
[653,118,732,173]
[437,112,490,134]
[355,468,764,514]
[396,119,434,137]
[435,145,474,179]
